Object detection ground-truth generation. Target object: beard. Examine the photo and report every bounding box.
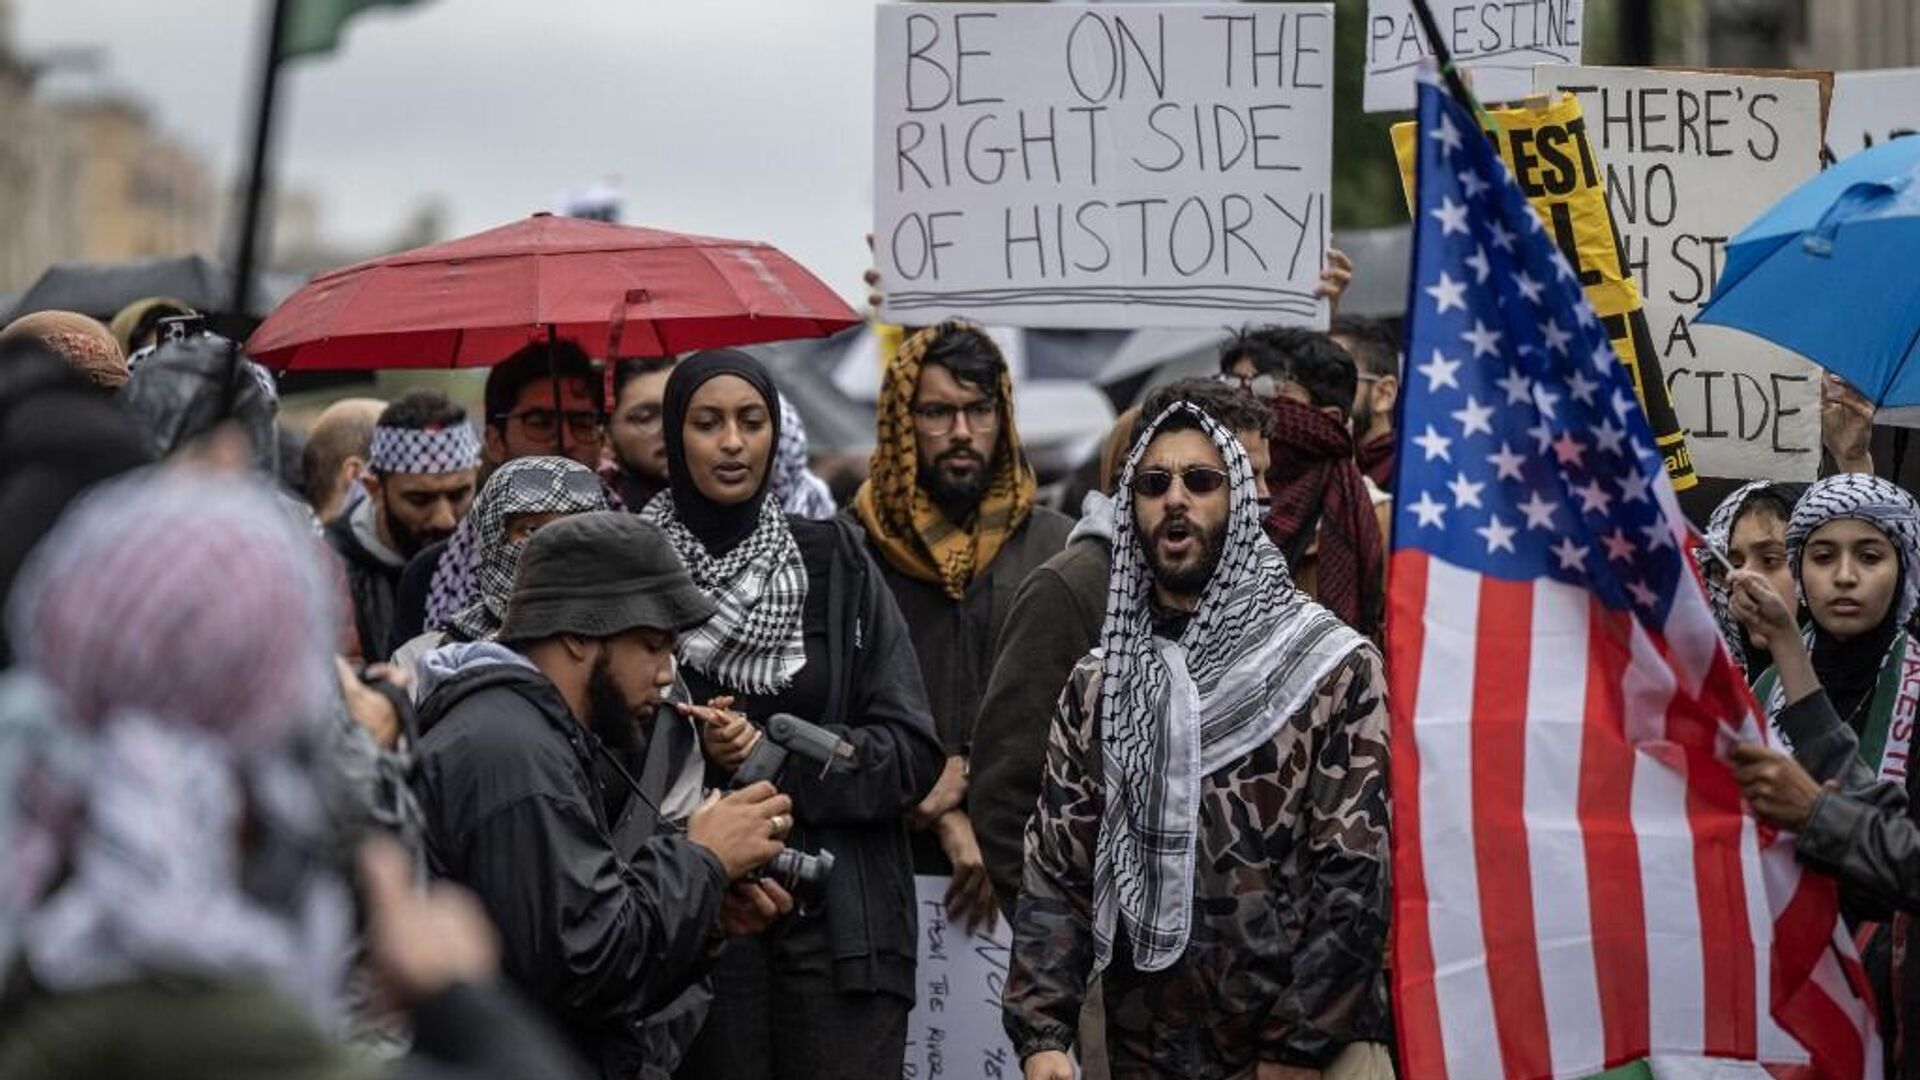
[1142,513,1225,599]
[1351,392,1376,439]
[919,444,996,520]
[381,493,450,558]
[585,654,644,752]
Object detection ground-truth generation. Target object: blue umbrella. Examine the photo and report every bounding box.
[1697,136,1920,423]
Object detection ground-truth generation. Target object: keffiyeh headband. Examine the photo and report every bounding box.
[369,422,482,476]
[447,457,606,641]
[1091,402,1361,974]
[1788,473,1920,630]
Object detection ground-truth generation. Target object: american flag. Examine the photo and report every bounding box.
[1387,72,1880,1079]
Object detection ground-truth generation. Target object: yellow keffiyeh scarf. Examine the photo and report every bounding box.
[854,321,1036,600]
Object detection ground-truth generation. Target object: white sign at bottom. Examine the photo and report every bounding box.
[904,875,1060,1080]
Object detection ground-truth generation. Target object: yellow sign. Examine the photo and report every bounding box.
[1392,93,1696,491]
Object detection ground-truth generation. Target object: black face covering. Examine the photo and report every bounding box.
[661,349,782,556]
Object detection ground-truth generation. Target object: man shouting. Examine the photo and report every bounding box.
[1002,402,1391,1080]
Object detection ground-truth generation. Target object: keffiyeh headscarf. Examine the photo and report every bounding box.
[447,456,606,641]
[1789,473,1920,631]
[0,472,351,1024]
[771,393,837,520]
[641,351,808,695]
[1692,480,1796,673]
[1092,402,1363,974]
[854,321,1036,600]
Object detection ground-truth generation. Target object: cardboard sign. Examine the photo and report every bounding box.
[1391,93,1697,490]
[905,876,1044,1080]
[1824,67,1920,165]
[1363,0,1585,113]
[873,3,1335,329]
[1535,66,1826,481]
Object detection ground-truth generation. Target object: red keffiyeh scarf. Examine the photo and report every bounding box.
[1264,397,1384,637]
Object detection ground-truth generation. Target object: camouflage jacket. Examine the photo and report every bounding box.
[1001,645,1391,1077]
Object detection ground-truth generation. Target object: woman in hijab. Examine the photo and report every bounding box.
[769,394,838,520]
[0,471,586,1080]
[1724,474,1920,1078]
[1692,480,1801,680]
[640,350,942,1080]
[1748,474,1920,778]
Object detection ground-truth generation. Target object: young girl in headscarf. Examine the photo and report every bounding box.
[1749,474,1920,779]
[1726,474,1920,1078]
[640,350,942,1080]
[1693,480,1801,680]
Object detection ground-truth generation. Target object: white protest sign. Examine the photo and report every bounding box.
[1363,0,1584,112]
[904,876,1047,1080]
[1536,66,1825,481]
[873,3,1334,329]
[1825,67,1920,164]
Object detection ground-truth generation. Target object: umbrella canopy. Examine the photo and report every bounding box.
[5,253,294,324]
[247,213,860,371]
[1698,136,1920,424]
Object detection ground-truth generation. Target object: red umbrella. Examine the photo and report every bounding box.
[247,213,861,370]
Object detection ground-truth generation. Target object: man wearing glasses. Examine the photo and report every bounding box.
[387,341,615,655]
[850,320,1073,936]
[608,357,676,512]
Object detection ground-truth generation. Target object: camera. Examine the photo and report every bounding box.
[728,713,853,909]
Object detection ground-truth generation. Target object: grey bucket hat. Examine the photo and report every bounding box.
[497,512,717,643]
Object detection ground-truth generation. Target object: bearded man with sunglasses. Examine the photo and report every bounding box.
[850,321,1073,935]
[1003,400,1391,1080]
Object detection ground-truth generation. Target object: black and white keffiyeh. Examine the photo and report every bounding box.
[1092,402,1364,974]
[369,422,481,476]
[1788,472,1920,629]
[1692,480,1793,673]
[641,492,808,694]
[446,457,606,641]
[770,394,837,520]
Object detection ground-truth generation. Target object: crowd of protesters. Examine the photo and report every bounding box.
[3,264,1920,1080]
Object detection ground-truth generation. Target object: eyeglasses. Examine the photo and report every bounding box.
[496,408,602,440]
[912,400,999,434]
[506,466,604,502]
[1214,372,1283,401]
[1130,466,1230,498]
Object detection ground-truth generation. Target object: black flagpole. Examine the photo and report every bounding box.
[232,0,293,326]
[1407,0,1491,125]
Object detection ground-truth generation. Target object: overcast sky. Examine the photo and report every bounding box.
[15,0,879,303]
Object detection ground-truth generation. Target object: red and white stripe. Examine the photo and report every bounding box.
[1389,547,1882,1079]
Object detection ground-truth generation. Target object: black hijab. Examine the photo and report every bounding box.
[1811,558,1908,735]
[662,350,782,555]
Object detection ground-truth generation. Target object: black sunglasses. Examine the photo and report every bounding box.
[1130,466,1230,498]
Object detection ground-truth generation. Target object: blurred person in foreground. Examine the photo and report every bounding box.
[392,340,615,651]
[1003,401,1390,1080]
[0,339,153,666]
[303,398,389,524]
[1720,473,1920,1079]
[326,391,481,661]
[0,470,588,1080]
[1222,327,1390,640]
[970,380,1272,916]
[1329,315,1402,493]
[852,320,1073,934]
[409,511,798,1080]
[0,311,126,393]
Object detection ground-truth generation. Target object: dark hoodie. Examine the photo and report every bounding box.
[411,643,727,1080]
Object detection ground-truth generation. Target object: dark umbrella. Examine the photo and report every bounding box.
[5,254,298,342]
